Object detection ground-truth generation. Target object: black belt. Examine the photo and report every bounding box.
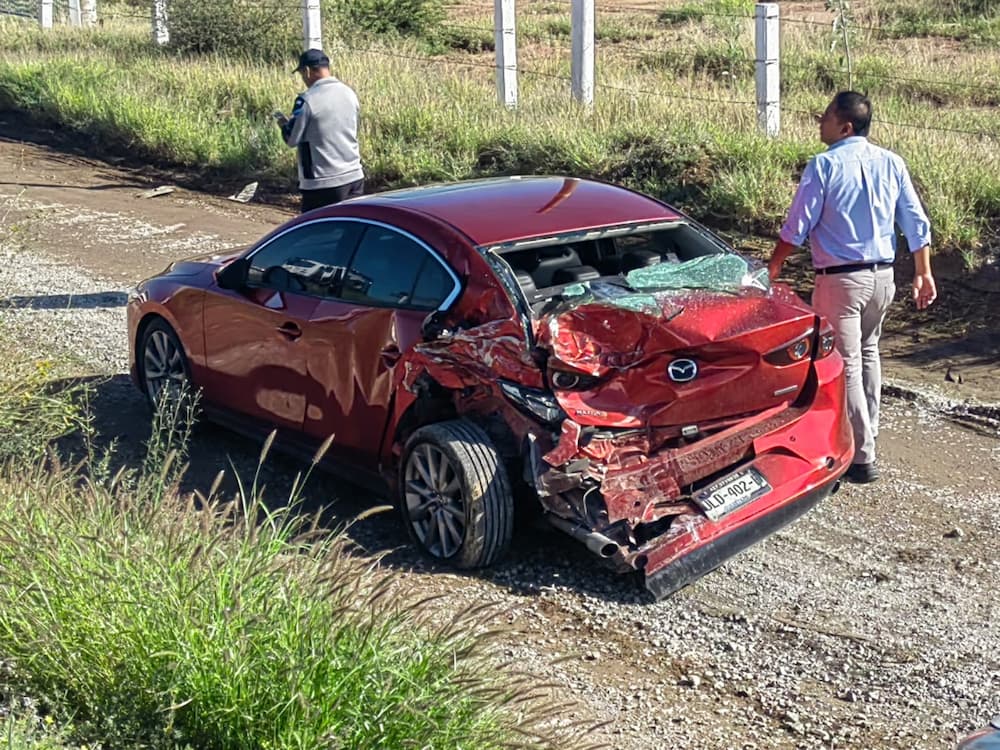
[816,261,893,275]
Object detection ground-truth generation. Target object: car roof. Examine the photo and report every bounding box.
[346,176,682,247]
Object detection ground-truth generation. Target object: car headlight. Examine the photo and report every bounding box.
[127,285,147,304]
[499,380,566,424]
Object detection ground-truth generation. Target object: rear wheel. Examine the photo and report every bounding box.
[139,318,191,411]
[400,420,514,568]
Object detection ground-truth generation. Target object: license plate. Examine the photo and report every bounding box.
[694,468,771,521]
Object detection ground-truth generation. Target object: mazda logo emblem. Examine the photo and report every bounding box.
[667,358,698,383]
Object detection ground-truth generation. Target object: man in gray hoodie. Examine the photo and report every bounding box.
[277,49,364,213]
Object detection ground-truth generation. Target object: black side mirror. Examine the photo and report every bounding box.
[216,257,250,290]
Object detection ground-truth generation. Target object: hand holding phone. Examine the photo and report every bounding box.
[272,111,288,125]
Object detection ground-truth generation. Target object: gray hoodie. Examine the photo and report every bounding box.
[282,77,363,191]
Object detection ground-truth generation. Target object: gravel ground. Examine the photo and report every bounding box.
[1,175,998,749]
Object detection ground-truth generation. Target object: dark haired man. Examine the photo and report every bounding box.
[768,91,936,485]
[275,49,364,212]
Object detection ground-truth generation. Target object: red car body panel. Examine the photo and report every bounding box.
[127,176,852,598]
[356,176,682,247]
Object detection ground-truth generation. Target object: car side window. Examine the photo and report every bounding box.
[248,221,363,296]
[341,226,454,310]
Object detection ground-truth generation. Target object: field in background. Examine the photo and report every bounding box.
[0,0,997,264]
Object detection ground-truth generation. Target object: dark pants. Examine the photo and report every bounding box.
[300,179,365,213]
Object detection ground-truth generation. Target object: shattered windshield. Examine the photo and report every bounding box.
[625,253,770,294]
[558,254,770,317]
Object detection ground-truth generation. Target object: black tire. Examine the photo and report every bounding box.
[399,419,514,569]
[138,317,193,412]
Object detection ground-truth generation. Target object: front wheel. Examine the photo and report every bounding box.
[139,318,192,411]
[399,420,514,569]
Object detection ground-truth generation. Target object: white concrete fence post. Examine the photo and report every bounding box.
[494,0,518,109]
[152,0,168,44]
[755,2,780,137]
[302,0,322,52]
[82,0,97,26]
[68,0,81,26]
[571,0,594,106]
[38,0,52,28]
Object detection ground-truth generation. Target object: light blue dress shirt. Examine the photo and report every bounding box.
[779,136,932,269]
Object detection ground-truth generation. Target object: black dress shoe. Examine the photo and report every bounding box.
[845,462,880,484]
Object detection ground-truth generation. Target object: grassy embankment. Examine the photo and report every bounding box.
[0,327,589,748]
[0,1,998,264]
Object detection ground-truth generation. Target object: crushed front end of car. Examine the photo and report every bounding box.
[396,230,853,599]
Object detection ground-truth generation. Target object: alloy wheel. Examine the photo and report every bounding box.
[404,443,466,559]
[143,328,187,406]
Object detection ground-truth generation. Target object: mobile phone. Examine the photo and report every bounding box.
[272,111,287,122]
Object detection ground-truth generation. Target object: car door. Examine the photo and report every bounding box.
[300,221,460,469]
[201,219,363,431]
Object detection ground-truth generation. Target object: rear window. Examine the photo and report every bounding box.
[498,221,727,291]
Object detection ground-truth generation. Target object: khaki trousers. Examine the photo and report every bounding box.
[811,267,896,465]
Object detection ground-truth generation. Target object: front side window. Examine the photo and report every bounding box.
[248,221,363,296]
[341,226,455,310]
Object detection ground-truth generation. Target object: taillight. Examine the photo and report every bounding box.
[816,325,836,359]
[549,369,602,391]
[764,331,814,366]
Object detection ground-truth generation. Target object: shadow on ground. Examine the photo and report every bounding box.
[52,373,651,605]
[1,291,128,310]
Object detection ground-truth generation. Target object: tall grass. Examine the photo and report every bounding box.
[0,346,85,463]
[0,713,76,750]
[0,454,590,748]
[0,8,998,261]
[0,338,592,749]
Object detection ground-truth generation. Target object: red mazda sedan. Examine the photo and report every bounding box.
[127,176,853,598]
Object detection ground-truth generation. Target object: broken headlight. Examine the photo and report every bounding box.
[499,380,566,424]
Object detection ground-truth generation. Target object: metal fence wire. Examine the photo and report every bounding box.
[0,0,37,20]
[1,0,77,22]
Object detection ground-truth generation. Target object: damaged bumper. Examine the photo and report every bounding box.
[535,355,853,599]
[640,467,841,599]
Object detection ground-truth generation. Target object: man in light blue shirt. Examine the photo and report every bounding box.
[768,91,937,484]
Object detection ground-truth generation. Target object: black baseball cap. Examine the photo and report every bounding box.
[295,49,329,72]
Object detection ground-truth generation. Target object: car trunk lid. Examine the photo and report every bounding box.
[536,255,817,428]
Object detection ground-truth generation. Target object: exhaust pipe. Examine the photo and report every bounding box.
[547,515,620,558]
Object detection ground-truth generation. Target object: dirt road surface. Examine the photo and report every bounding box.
[1,129,997,750]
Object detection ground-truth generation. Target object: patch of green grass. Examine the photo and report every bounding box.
[864,0,1000,43]
[658,0,756,26]
[0,393,591,750]
[635,43,753,82]
[0,333,85,463]
[0,713,78,750]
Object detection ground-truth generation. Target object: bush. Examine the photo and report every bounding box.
[166,0,299,60]
[328,0,445,37]
[164,0,445,59]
